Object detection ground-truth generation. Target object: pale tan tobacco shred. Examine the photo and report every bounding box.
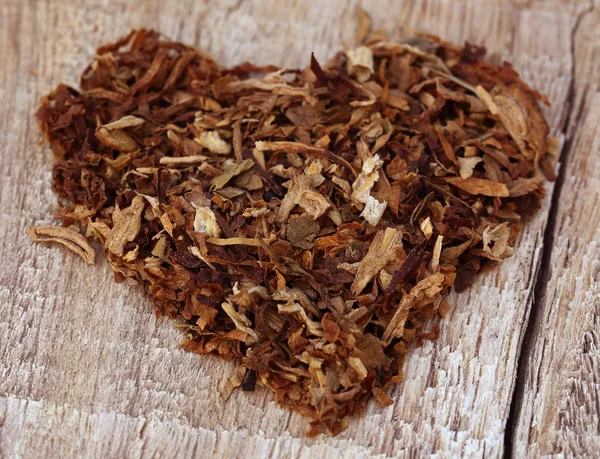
[106,195,145,256]
[29,226,96,265]
[351,227,402,296]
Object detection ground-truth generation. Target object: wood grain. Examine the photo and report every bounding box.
[0,0,597,457]
[511,1,600,456]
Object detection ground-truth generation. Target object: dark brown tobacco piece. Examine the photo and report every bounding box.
[33,24,555,436]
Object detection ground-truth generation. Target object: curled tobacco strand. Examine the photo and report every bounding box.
[29,226,96,265]
[34,23,554,436]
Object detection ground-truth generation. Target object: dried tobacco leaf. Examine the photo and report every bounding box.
[346,46,374,82]
[29,226,95,264]
[196,130,232,155]
[106,195,145,256]
[32,17,555,437]
[443,177,510,197]
[457,156,483,179]
[351,227,402,296]
[287,215,320,249]
[492,85,549,164]
[277,174,331,221]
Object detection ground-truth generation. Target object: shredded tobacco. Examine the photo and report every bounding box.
[29,226,96,265]
[32,20,555,436]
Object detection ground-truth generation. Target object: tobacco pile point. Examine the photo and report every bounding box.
[31,21,555,436]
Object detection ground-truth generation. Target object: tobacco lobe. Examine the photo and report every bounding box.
[33,25,555,436]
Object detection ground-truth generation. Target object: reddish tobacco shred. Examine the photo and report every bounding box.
[33,22,554,436]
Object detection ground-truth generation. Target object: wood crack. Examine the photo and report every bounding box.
[503,1,597,457]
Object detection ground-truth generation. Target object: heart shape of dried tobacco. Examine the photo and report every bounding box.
[32,26,556,436]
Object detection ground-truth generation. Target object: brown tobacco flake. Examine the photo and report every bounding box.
[457,156,483,179]
[220,365,247,401]
[287,216,320,249]
[210,159,254,191]
[492,85,550,164]
[193,206,222,238]
[160,155,208,166]
[346,46,374,82]
[95,118,142,153]
[277,174,331,221]
[351,227,402,296]
[482,222,514,261]
[106,195,145,256]
[195,131,231,155]
[443,177,510,197]
[33,17,554,437]
[254,140,327,157]
[102,115,145,130]
[29,225,95,265]
[382,272,446,343]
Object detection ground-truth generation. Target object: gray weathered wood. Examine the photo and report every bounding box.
[0,0,597,457]
[512,1,600,456]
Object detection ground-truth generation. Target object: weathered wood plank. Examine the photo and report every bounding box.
[0,0,592,457]
[512,2,600,456]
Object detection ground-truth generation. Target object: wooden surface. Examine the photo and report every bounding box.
[0,0,598,457]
